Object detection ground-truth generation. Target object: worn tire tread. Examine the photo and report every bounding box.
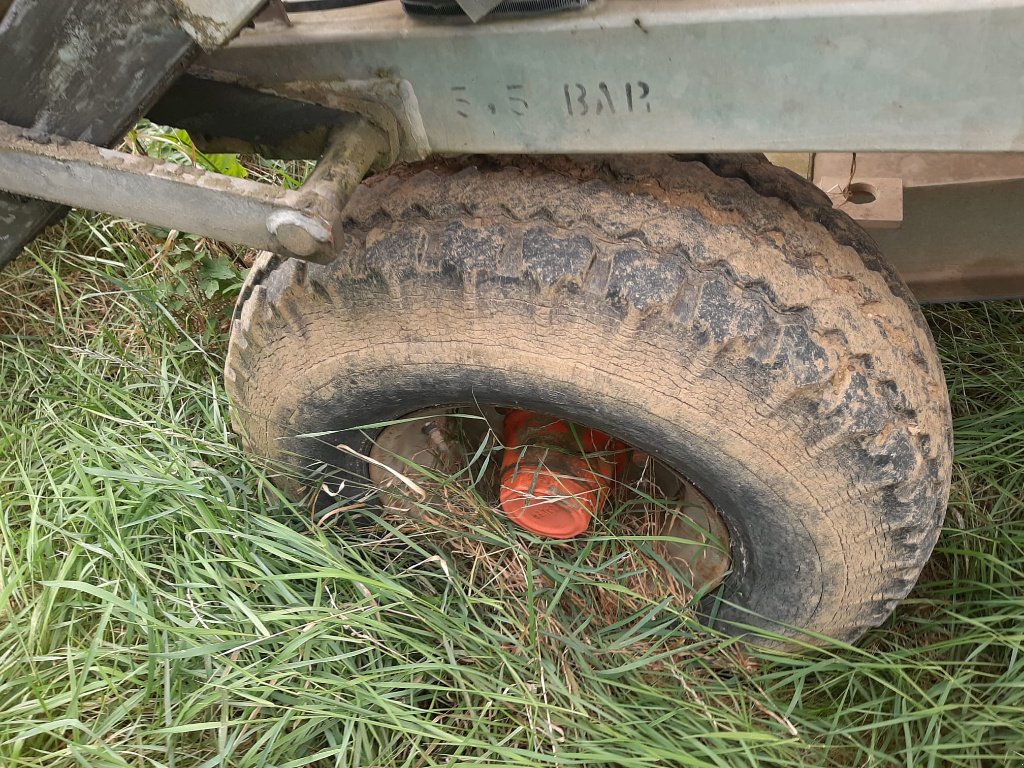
[226,154,951,642]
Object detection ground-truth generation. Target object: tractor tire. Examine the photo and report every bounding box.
[225,154,952,643]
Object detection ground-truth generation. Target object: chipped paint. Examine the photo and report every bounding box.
[170,0,265,50]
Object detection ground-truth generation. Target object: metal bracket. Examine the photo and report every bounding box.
[170,0,269,50]
[0,116,391,264]
[0,0,198,269]
[813,152,1024,302]
[816,176,904,230]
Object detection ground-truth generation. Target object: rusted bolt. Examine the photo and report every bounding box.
[266,210,331,257]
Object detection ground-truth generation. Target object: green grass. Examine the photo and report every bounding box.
[2,207,1024,767]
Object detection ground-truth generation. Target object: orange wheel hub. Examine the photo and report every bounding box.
[499,410,627,539]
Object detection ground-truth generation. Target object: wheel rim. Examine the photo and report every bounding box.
[367,406,732,597]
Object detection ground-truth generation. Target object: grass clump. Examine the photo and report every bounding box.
[1,207,1023,766]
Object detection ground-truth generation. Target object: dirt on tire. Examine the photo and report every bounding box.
[226,154,952,643]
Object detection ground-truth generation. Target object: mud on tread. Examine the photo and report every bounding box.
[226,154,952,643]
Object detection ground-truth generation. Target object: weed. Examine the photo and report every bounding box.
[1,211,1022,766]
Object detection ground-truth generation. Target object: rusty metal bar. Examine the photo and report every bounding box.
[0,116,390,264]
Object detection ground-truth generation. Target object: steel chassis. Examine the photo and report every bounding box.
[2,0,1024,300]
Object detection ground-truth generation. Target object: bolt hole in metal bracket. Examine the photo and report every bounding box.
[816,174,904,230]
[0,111,395,264]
